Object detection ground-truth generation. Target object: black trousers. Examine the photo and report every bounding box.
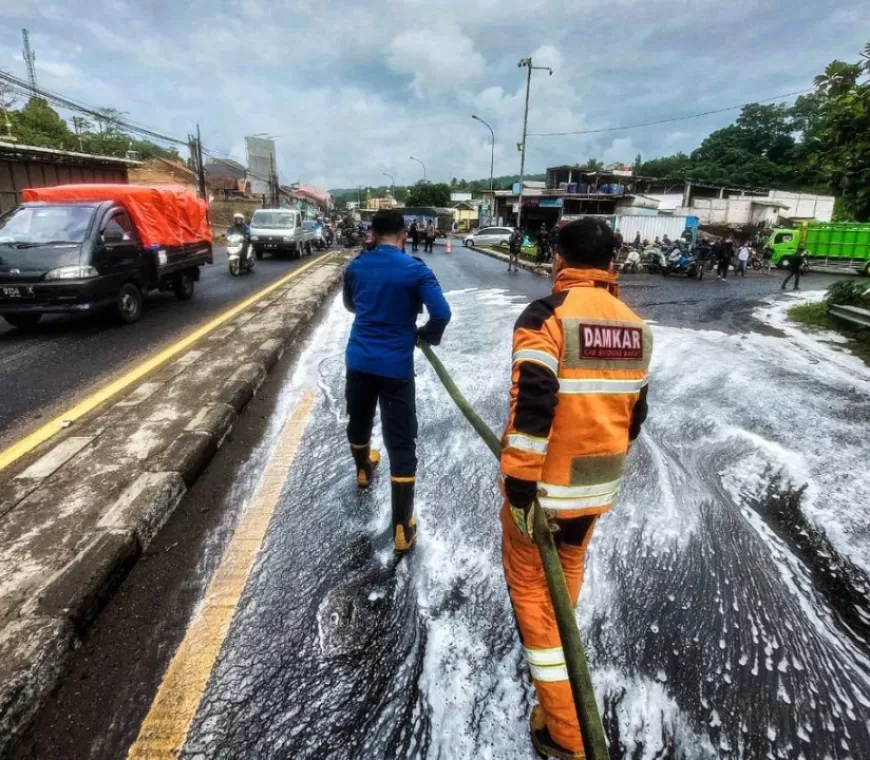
[411,237,419,251]
[424,237,435,252]
[346,369,417,478]
[782,269,801,289]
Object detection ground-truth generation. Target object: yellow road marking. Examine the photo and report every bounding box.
[127,390,317,759]
[0,255,330,473]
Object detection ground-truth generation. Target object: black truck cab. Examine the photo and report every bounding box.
[0,199,213,328]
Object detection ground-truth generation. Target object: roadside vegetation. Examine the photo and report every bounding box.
[789,280,870,363]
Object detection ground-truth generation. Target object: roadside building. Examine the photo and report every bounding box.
[128,156,196,188]
[0,140,139,215]
[450,199,480,232]
[281,184,332,218]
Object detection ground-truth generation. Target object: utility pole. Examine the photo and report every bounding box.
[516,57,553,230]
[472,114,495,224]
[196,124,207,200]
[22,30,38,94]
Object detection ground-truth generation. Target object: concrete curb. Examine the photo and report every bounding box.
[0,253,348,755]
[470,244,552,277]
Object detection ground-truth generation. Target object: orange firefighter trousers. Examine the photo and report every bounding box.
[500,502,598,754]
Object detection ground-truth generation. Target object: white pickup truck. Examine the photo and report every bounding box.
[249,208,317,260]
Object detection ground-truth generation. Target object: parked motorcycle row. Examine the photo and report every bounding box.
[617,239,766,279]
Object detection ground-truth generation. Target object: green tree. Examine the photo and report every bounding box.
[405,181,451,207]
[810,44,870,220]
[10,98,76,149]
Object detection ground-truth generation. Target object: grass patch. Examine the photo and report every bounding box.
[788,300,870,366]
[788,301,832,329]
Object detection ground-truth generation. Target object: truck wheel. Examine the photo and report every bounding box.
[174,271,195,301]
[3,313,42,330]
[116,283,144,324]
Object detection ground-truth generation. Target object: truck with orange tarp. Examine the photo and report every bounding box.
[0,184,213,328]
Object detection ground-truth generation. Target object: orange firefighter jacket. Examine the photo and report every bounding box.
[501,267,652,517]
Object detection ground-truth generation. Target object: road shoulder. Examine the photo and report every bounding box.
[0,252,349,754]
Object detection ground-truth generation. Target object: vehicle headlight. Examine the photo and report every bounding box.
[251,236,260,241]
[284,236,293,242]
[44,265,99,280]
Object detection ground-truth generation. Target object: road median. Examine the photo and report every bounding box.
[470,244,552,276]
[0,252,349,754]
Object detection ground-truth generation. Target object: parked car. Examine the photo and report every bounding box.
[0,184,213,328]
[249,209,315,259]
[463,226,514,248]
[302,220,327,250]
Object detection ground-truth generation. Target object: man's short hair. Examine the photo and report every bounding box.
[372,209,405,237]
[556,218,615,269]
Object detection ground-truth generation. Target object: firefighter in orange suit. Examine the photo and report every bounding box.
[500,218,652,759]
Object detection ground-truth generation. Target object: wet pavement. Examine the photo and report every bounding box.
[12,250,870,759]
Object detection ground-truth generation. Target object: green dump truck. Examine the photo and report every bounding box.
[767,222,870,275]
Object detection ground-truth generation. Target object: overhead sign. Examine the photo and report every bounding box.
[512,182,521,195]
[539,198,564,208]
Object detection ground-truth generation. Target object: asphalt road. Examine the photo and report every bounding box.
[0,246,334,449]
[11,248,870,760]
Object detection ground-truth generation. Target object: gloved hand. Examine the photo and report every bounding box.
[505,476,557,539]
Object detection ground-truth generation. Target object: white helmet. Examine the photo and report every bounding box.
[233,212,244,222]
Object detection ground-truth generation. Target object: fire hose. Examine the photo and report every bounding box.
[418,340,609,760]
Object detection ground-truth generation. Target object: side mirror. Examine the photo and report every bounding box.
[103,229,125,244]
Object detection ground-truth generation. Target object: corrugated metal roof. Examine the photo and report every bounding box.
[0,141,141,166]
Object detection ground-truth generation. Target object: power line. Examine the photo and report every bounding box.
[526,88,814,137]
[0,71,280,191]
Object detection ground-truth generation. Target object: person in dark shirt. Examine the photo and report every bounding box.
[343,209,452,552]
[781,246,807,291]
[508,228,523,272]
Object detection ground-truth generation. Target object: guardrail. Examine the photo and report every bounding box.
[829,304,870,328]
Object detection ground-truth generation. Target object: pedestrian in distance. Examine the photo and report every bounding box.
[501,218,651,760]
[508,227,523,273]
[613,227,624,262]
[343,209,452,552]
[633,231,642,249]
[736,243,751,277]
[548,223,560,261]
[424,221,436,253]
[535,223,550,265]
[409,220,420,252]
[716,242,731,281]
[762,245,773,274]
[781,245,807,291]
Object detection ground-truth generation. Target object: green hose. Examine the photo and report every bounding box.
[418,341,609,760]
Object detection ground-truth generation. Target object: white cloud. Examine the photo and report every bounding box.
[0,0,868,187]
[388,24,485,93]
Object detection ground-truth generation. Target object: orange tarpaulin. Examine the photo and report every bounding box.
[21,184,212,248]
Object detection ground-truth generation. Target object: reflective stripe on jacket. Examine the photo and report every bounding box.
[501,267,651,518]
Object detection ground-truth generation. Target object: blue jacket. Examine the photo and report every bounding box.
[344,244,451,379]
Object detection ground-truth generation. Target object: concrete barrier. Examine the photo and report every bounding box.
[0,253,349,754]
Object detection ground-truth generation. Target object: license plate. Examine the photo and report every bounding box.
[1,286,32,299]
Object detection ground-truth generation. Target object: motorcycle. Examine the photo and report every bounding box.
[227,233,255,277]
[643,248,668,274]
[620,249,642,274]
[322,225,335,247]
[663,248,698,277]
[342,228,360,248]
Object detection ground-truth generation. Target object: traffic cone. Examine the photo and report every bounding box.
[446,237,453,254]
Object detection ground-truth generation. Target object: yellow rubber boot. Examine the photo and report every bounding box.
[350,443,380,489]
[391,477,417,552]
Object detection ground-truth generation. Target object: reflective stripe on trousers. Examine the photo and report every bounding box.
[526,646,569,683]
[537,478,621,511]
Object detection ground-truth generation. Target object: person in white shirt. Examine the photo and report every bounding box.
[736,245,751,277]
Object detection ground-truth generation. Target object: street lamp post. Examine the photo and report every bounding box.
[516,57,553,230]
[471,114,495,224]
[382,172,395,202]
[409,155,426,181]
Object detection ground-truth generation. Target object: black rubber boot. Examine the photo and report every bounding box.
[391,477,417,552]
[350,443,380,489]
[530,706,585,759]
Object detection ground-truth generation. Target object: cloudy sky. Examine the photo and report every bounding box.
[1,0,868,190]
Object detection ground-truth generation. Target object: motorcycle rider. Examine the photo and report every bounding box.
[227,212,251,267]
[500,218,651,759]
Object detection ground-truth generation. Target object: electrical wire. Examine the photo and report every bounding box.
[526,88,814,137]
[0,71,283,191]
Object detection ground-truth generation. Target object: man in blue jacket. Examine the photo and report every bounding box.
[343,209,451,552]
